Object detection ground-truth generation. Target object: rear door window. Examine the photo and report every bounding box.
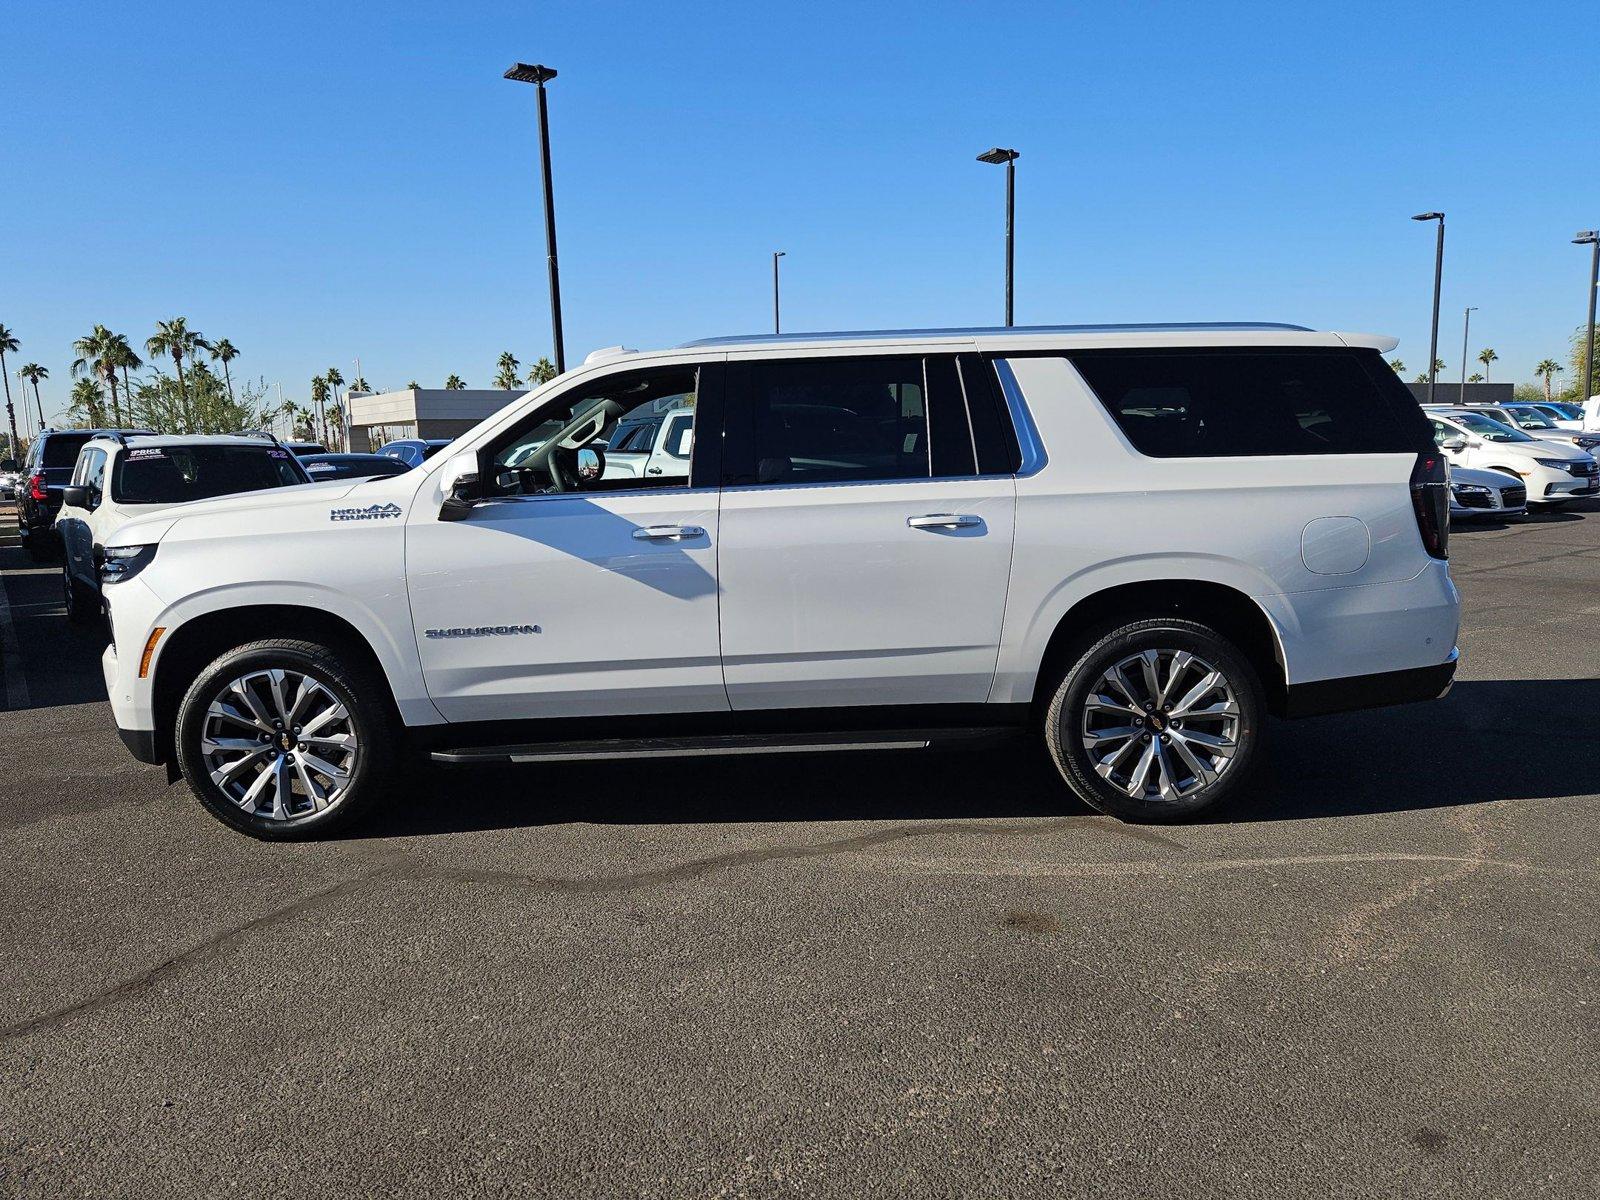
[1069,347,1433,457]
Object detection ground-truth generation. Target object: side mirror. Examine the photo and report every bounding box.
[62,485,88,509]
[1440,436,1467,451]
[577,446,605,481]
[438,454,483,522]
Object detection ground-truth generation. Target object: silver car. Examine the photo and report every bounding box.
[1449,464,1527,520]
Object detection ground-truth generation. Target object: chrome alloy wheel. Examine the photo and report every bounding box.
[1080,649,1241,802]
[200,669,359,821]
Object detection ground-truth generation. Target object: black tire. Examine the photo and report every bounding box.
[175,638,396,841]
[1043,618,1264,822]
[62,565,98,626]
[23,528,53,563]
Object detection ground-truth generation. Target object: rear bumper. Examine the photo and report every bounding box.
[1284,648,1458,718]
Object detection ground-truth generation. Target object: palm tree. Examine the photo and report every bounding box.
[69,377,107,427]
[444,374,465,390]
[1477,348,1497,382]
[324,368,345,450]
[0,324,21,455]
[109,332,142,425]
[1388,359,1405,375]
[494,351,521,390]
[406,380,419,390]
[18,364,48,429]
[210,338,240,402]
[1468,373,1484,383]
[310,376,330,446]
[145,317,210,429]
[527,357,557,386]
[350,376,369,392]
[1535,359,1563,401]
[71,325,129,428]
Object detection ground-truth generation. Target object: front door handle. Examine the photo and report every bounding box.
[907,513,982,530]
[633,525,705,540]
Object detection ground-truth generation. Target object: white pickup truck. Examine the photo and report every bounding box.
[597,403,694,481]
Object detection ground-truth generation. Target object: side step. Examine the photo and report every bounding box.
[430,727,1014,765]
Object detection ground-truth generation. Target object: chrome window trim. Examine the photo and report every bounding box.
[992,359,1048,476]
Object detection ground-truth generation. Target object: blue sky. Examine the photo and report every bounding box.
[3,0,1593,424]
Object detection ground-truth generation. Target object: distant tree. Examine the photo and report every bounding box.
[111,333,143,423]
[1468,373,1484,383]
[1565,325,1600,401]
[1534,359,1563,400]
[406,380,419,390]
[527,357,557,386]
[1477,348,1497,382]
[494,351,521,390]
[72,325,133,427]
[1512,382,1545,402]
[290,404,316,441]
[145,318,210,428]
[18,363,49,429]
[1388,359,1405,374]
[209,338,240,402]
[310,376,330,446]
[444,374,465,390]
[324,367,346,450]
[350,376,369,392]
[0,323,18,453]
[68,377,107,427]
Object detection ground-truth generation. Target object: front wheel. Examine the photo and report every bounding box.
[175,639,396,840]
[1043,618,1264,822]
[62,565,98,626]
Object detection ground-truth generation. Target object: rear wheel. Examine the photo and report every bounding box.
[175,639,396,840]
[1043,618,1264,822]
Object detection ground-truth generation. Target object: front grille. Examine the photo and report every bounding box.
[1573,460,1599,478]
[1454,490,1494,509]
[1501,486,1526,507]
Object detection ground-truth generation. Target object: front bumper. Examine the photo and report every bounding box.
[1284,647,1458,718]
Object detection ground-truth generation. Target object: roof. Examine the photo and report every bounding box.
[679,322,1314,349]
[88,433,289,450]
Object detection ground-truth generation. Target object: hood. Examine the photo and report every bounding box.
[1449,466,1524,489]
[103,478,367,549]
[1518,437,1592,461]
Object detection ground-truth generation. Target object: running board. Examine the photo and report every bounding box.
[430,727,1013,765]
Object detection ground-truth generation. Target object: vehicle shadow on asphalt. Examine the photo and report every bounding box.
[354,678,1599,838]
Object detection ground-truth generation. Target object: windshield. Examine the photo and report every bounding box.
[1449,412,1533,443]
[113,445,307,503]
[1504,406,1555,429]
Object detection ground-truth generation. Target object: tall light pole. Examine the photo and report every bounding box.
[1575,231,1600,406]
[1459,306,1477,405]
[772,251,786,334]
[1412,212,1445,405]
[977,147,1019,326]
[504,62,566,375]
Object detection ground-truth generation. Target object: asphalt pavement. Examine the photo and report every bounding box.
[1,499,1596,1198]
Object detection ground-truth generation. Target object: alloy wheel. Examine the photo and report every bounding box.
[1079,649,1241,802]
[200,669,359,821]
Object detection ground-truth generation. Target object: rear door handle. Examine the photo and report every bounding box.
[906,513,982,529]
[633,525,705,540]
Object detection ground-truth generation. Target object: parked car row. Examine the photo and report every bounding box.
[1425,403,1600,519]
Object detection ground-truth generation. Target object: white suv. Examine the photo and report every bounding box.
[98,325,1461,839]
[55,433,310,624]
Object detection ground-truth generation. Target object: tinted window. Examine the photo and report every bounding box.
[43,433,93,469]
[662,413,694,459]
[114,446,307,503]
[961,356,1022,474]
[1070,348,1432,458]
[302,455,412,480]
[724,355,979,486]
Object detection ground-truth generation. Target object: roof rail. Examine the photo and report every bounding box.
[678,321,1316,349]
[238,428,288,449]
[88,430,133,448]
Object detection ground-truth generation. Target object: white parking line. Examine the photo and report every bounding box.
[0,539,33,710]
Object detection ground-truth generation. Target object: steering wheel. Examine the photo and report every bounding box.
[547,445,578,493]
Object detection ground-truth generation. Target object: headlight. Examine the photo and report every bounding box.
[1533,458,1571,470]
[100,543,158,586]
[1452,483,1492,495]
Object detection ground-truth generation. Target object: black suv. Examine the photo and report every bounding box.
[17,428,153,561]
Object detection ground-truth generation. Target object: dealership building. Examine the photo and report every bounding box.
[345,387,525,450]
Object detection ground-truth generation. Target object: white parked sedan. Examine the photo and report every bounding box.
[1424,408,1599,505]
[1448,464,1527,520]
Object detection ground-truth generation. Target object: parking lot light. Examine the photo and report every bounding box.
[977,148,1019,327]
[504,62,566,375]
[1459,306,1477,405]
[1412,212,1445,405]
[1575,231,1599,405]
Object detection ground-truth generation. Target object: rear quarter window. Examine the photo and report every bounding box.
[1069,348,1432,458]
[42,434,94,469]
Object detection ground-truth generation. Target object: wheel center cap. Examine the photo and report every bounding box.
[278,732,295,752]
[1148,713,1167,732]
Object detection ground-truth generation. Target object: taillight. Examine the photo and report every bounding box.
[1410,451,1449,560]
[28,472,47,502]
